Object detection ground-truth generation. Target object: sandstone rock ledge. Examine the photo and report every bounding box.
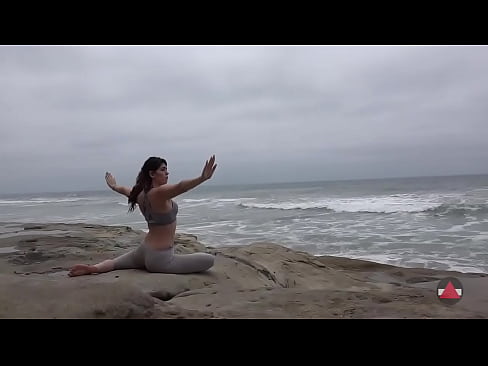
[0,223,486,318]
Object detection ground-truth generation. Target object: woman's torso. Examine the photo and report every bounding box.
[137,189,177,250]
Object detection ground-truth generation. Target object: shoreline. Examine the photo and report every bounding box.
[0,222,487,318]
[3,220,486,276]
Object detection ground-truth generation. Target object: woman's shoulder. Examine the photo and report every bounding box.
[147,189,172,205]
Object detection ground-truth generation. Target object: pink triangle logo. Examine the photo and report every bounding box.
[439,281,461,299]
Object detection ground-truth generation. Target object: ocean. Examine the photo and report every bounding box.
[1,174,488,273]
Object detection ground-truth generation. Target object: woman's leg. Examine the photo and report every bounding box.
[68,244,146,277]
[112,243,146,270]
[164,252,215,273]
[68,260,113,277]
[145,246,215,274]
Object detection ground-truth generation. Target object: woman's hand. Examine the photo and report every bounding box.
[201,155,217,181]
[105,172,117,190]
[105,172,131,197]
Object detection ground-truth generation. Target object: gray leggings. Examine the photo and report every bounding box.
[113,242,215,274]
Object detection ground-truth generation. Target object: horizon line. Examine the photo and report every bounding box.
[3,172,488,196]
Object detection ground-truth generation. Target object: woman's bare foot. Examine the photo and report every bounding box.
[68,264,98,277]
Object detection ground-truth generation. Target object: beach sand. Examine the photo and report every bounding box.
[0,222,486,318]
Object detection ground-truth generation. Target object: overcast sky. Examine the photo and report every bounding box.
[1,45,488,194]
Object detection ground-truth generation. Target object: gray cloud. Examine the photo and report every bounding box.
[1,45,487,194]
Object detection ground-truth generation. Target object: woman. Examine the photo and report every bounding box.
[68,155,217,277]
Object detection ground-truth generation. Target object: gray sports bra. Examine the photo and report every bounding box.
[142,193,178,226]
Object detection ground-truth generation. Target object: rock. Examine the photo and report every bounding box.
[0,222,487,318]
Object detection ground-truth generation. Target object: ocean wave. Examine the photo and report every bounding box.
[0,198,93,205]
[239,195,445,213]
[425,203,488,216]
[239,202,334,211]
[216,198,256,202]
[181,197,256,207]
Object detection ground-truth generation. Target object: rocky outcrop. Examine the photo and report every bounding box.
[0,222,486,318]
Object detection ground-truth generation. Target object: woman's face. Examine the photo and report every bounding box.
[151,163,169,186]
